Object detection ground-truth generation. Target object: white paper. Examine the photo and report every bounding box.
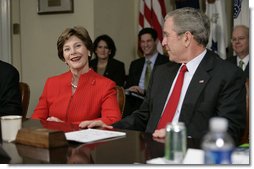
[183,148,204,164]
[65,129,126,143]
[146,148,204,164]
[146,157,180,164]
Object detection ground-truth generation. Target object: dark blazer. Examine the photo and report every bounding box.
[114,50,246,145]
[125,53,169,89]
[90,58,126,86]
[226,55,249,79]
[0,60,22,116]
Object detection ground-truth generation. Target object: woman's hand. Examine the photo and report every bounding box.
[79,120,113,129]
[46,116,64,122]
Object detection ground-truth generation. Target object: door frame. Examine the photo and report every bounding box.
[0,0,11,63]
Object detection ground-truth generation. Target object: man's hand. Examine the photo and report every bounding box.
[152,128,166,138]
[128,86,144,95]
[152,128,166,143]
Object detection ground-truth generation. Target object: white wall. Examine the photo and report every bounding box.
[94,0,139,71]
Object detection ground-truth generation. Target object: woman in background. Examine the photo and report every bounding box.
[32,26,121,128]
[90,35,126,86]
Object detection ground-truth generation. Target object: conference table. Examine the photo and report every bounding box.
[0,119,201,164]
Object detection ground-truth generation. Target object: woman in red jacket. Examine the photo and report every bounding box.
[32,26,121,128]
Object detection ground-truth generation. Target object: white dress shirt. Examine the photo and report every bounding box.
[139,52,158,90]
[161,49,207,123]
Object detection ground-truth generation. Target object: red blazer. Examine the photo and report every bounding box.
[32,69,121,125]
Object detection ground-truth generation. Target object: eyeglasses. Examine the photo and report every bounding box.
[231,36,247,43]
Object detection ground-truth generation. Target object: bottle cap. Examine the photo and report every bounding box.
[209,117,228,132]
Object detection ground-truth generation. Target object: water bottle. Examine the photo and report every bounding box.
[201,117,235,164]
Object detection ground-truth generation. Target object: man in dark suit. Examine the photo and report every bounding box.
[227,25,249,79]
[0,60,22,116]
[123,28,169,117]
[113,7,246,145]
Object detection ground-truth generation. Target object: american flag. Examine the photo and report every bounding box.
[205,0,228,60]
[139,0,166,53]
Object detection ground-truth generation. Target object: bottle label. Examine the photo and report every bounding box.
[204,149,233,164]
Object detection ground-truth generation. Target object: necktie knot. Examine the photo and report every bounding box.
[239,60,244,70]
[180,64,188,73]
[146,60,151,65]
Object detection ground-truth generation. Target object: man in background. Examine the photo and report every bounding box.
[227,25,249,79]
[123,27,169,118]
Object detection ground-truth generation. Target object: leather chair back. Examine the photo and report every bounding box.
[240,79,249,144]
[19,82,30,119]
[115,86,125,113]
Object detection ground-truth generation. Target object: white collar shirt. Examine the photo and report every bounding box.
[162,49,207,123]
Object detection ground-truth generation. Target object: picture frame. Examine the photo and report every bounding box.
[38,0,74,15]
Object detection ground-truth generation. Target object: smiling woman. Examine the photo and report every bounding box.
[31,26,122,129]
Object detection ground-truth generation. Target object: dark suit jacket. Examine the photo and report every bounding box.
[125,53,169,89]
[226,55,249,79]
[90,58,126,86]
[114,50,246,145]
[0,60,22,116]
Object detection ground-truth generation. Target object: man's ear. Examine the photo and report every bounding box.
[183,31,192,48]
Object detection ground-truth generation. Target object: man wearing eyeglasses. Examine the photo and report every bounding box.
[227,25,249,79]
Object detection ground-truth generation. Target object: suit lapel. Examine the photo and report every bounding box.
[150,63,180,129]
[179,51,214,126]
[158,64,180,112]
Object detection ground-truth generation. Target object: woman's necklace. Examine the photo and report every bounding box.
[71,82,77,89]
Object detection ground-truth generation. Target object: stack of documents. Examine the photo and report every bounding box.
[65,129,126,143]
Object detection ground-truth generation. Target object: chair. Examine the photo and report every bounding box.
[115,86,126,113]
[240,79,249,144]
[19,82,30,119]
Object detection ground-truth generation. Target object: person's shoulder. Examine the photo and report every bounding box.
[226,55,237,62]
[0,60,17,70]
[47,71,70,81]
[130,57,145,65]
[90,69,115,84]
[157,53,168,58]
[206,51,243,76]
[155,61,178,71]
[0,60,19,74]
[209,52,237,68]
[110,58,125,66]
[156,53,169,63]
[89,58,97,67]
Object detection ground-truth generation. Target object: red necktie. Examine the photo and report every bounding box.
[157,65,188,129]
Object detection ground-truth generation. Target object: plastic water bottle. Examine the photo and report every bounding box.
[201,117,235,164]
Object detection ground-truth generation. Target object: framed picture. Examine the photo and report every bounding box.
[38,0,74,14]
